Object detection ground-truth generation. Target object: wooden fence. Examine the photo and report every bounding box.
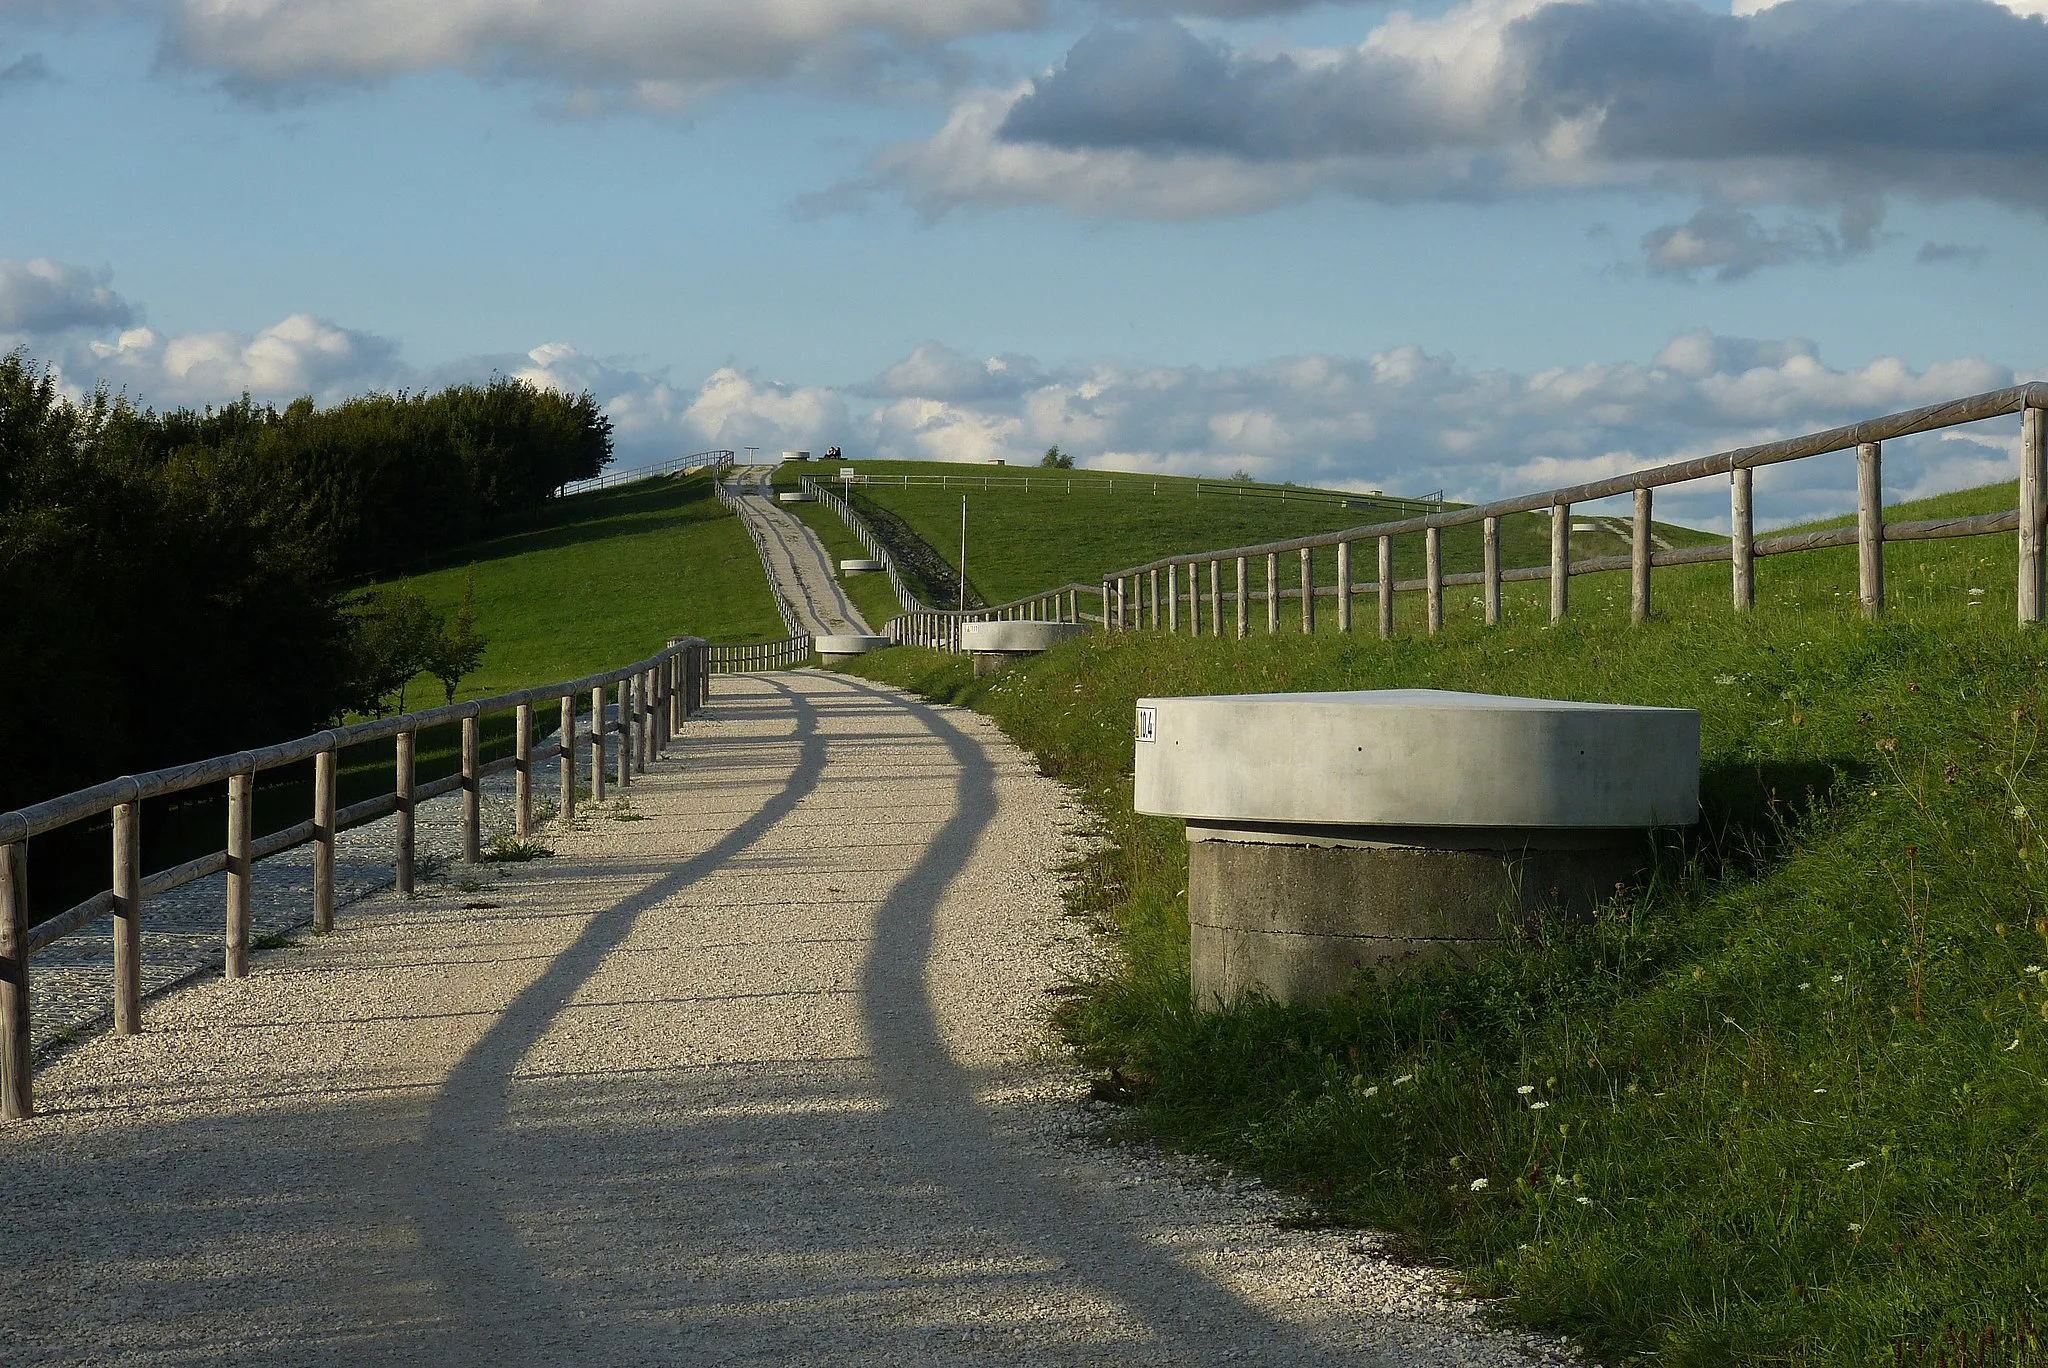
[821,470,1444,517]
[797,477,927,616]
[559,449,733,498]
[707,635,814,673]
[0,637,714,1122]
[1091,382,2048,638]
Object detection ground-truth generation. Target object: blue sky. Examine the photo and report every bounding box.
[5,0,2048,527]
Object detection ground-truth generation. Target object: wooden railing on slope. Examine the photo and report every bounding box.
[559,449,733,498]
[821,469,1444,517]
[1091,384,2048,638]
[0,638,715,1122]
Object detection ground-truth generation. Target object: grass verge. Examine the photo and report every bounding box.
[833,480,2048,1365]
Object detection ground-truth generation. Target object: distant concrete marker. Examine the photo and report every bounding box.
[960,621,1086,676]
[1133,689,1699,1007]
[840,557,881,575]
[813,633,891,662]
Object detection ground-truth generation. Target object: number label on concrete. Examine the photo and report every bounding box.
[1135,707,1157,744]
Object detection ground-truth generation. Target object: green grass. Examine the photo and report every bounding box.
[834,478,2048,1365]
[394,471,785,698]
[789,458,1716,610]
[785,499,912,632]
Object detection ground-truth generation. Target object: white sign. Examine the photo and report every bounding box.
[1135,706,1156,743]
[840,467,856,478]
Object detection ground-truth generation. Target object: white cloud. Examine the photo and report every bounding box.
[166,0,1044,107]
[19,295,2030,535]
[0,257,135,333]
[867,0,2048,276]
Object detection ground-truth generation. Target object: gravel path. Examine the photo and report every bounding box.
[726,467,871,636]
[0,673,1570,1366]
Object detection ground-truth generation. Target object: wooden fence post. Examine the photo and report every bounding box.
[590,686,607,802]
[313,745,335,935]
[1857,442,1883,618]
[461,714,481,863]
[559,694,576,820]
[1732,467,1755,612]
[1187,563,1200,637]
[1209,561,1222,636]
[1267,553,1280,634]
[1378,536,1393,640]
[616,681,632,789]
[1631,488,1652,625]
[226,768,252,979]
[515,702,533,840]
[2026,404,2047,626]
[1336,541,1353,634]
[1149,568,1160,628]
[1168,566,1180,633]
[113,792,140,1034]
[1300,547,1314,634]
[1483,517,1501,627]
[1550,503,1570,623]
[639,671,653,770]
[1,840,29,1120]
[1426,526,1444,636]
[1235,557,1248,639]
[396,730,415,896]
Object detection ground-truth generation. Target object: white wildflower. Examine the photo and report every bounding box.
[1846,1159,1867,1172]
[1831,974,1844,983]
[1470,1178,1489,1191]
[1517,1084,1535,1096]
[1361,1086,1379,1099]
[1392,1074,1414,1087]
[1529,1100,1551,1111]
[1847,1222,1863,1233]
[1714,674,1738,685]
[1798,982,1811,991]
[1575,1196,1592,1206]
[2025,966,2043,976]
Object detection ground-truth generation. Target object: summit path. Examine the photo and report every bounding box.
[0,673,1561,1367]
[726,466,872,637]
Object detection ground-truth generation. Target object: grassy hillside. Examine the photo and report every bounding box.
[833,479,2047,1365]
[395,471,785,700]
[781,458,1717,609]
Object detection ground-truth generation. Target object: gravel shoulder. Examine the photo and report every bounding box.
[0,672,1571,1367]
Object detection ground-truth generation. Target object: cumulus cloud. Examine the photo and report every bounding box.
[872,0,2048,270]
[75,313,404,401]
[164,0,1045,107]
[0,258,135,334]
[527,335,2019,532]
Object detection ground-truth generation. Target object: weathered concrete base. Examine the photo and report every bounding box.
[814,634,891,663]
[1187,830,1646,1007]
[972,651,1033,677]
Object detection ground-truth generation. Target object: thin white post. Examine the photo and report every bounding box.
[1336,541,1352,634]
[1550,503,1570,623]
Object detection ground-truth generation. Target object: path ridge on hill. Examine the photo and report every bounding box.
[727,466,871,637]
[0,672,1566,1366]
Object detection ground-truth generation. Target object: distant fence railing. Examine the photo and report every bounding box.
[560,450,733,498]
[708,635,814,673]
[822,469,1442,517]
[1091,383,2048,639]
[0,637,716,1122]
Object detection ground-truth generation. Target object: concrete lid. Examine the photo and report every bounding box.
[839,558,882,572]
[813,634,891,655]
[960,621,1087,653]
[776,491,813,503]
[1133,688,1698,829]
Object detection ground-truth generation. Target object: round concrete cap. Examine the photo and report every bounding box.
[840,558,882,573]
[959,621,1086,654]
[1133,689,1698,830]
[776,491,813,504]
[814,634,891,657]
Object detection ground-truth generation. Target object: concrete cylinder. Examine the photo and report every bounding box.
[1134,689,1699,1007]
[840,557,882,575]
[814,633,890,662]
[960,620,1086,676]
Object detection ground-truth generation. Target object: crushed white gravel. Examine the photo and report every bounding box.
[0,671,1574,1367]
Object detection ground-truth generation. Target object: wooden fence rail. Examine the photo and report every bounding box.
[1092,383,2048,639]
[707,634,815,673]
[0,637,715,1122]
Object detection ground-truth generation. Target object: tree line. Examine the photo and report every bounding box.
[0,349,612,812]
